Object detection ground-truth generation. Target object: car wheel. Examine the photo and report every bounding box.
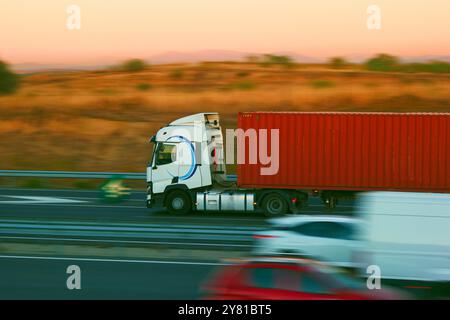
[262,193,288,216]
[166,190,192,215]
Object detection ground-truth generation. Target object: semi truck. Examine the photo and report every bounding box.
[146,112,450,215]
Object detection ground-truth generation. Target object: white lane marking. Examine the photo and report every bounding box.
[0,236,251,247]
[0,196,87,205]
[67,197,143,202]
[0,202,140,209]
[0,188,145,195]
[0,255,225,266]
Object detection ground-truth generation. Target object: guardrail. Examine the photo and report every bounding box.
[0,170,238,182]
[0,219,258,250]
[0,170,146,180]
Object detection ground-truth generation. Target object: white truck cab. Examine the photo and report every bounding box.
[148,113,220,194]
[146,112,302,215]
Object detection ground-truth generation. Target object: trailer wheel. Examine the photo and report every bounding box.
[262,193,288,216]
[166,190,192,215]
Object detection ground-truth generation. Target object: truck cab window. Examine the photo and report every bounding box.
[155,143,177,166]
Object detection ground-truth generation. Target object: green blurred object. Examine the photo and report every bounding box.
[100,176,131,203]
[0,60,20,95]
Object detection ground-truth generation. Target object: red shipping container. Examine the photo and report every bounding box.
[237,112,450,193]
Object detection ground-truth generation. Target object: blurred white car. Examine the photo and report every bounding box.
[252,216,362,267]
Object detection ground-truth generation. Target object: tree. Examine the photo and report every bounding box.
[121,59,147,72]
[262,54,295,68]
[245,55,260,63]
[365,54,399,72]
[328,57,348,69]
[0,61,20,95]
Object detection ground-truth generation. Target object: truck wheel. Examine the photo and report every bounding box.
[262,194,288,216]
[166,190,192,215]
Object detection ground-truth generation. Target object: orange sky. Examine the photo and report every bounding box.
[1,0,449,64]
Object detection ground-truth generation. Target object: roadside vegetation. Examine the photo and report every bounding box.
[0,61,20,95]
[365,54,450,73]
[119,59,148,72]
[328,57,348,69]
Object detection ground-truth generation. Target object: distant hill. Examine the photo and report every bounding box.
[401,55,450,63]
[11,63,110,74]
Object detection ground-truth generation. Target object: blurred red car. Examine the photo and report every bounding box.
[202,257,405,300]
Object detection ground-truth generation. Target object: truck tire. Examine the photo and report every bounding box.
[166,190,192,215]
[261,193,288,216]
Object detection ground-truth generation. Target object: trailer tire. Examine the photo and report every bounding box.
[166,190,192,215]
[261,193,288,217]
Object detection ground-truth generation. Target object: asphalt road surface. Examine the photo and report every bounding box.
[0,188,356,224]
[0,255,218,299]
[0,187,357,299]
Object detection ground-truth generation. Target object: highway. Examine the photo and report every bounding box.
[0,188,355,222]
[0,255,218,299]
[0,187,356,299]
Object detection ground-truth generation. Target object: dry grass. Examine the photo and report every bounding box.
[1,62,450,179]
